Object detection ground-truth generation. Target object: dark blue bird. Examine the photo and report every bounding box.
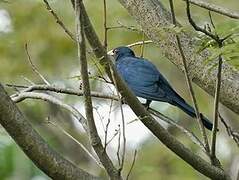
[112,46,213,131]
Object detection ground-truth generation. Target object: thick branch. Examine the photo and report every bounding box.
[118,0,239,115]
[0,84,98,180]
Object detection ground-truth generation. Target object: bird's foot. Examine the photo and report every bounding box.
[120,97,127,105]
[142,103,150,110]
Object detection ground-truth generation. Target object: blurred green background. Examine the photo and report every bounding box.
[0,0,239,179]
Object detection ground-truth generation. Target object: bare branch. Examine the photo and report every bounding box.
[46,119,103,169]
[103,0,107,49]
[211,55,223,161]
[140,33,145,58]
[107,21,142,33]
[182,0,239,19]
[42,0,76,41]
[109,66,126,171]
[75,1,121,179]
[11,91,89,133]
[185,0,224,167]
[219,114,239,147]
[185,0,220,42]
[0,84,98,180]
[7,84,118,101]
[108,40,153,55]
[104,100,113,149]
[149,108,205,150]
[126,150,137,180]
[169,0,210,154]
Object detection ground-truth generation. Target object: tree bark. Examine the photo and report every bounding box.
[118,0,239,115]
[0,84,99,180]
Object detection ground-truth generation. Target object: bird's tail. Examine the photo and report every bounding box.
[172,98,213,131]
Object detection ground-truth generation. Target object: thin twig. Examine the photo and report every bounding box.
[149,108,205,150]
[104,99,113,149]
[21,76,35,85]
[7,84,118,101]
[117,125,121,167]
[185,0,223,167]
[43,0,76,41]
[106,127,120,147]
[109,66,126,172]
[103,0,107,49]
[211,55,222,159]
[219,113,239,147]
[107,21,142,33]
[208,11,215,30]
[126,150,137,180]
[170,0,210,154]
[186,0,221,42]
[107,40,153,55]
[140,33,145,58]
[182,0,239,19]
[25,43,50,85]
[12,91,88,132]
[46,119,103,168]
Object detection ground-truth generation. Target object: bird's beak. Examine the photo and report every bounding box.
[108,50,114,56]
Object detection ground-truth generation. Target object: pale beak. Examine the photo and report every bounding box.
[108,50,114,56]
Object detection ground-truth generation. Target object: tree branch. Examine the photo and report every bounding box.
[75,0,121,179]
[7,84,118,101]
[11,91,89,133]
[0,84,98,180]
[169,0,210,154]
[182,0,239,19]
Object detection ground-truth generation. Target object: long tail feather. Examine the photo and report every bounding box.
[173,99,213,131]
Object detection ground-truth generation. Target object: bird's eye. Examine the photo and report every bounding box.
[113,49,119,54]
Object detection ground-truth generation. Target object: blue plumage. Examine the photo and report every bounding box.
[112,46,213,130]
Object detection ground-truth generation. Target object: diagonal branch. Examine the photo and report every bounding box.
[0,84,98,180]
[182,0,239,19]
[169,0,210,154]
[185,0,223,166]
[42,0,76,41]
[75,0,121,179]
[7,84,118,101]
[11,91,89,133]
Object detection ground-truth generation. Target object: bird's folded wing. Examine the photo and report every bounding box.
[116,57,167,99]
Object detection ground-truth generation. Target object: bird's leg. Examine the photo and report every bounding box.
[120,96,127,105]
[142,99,151,110]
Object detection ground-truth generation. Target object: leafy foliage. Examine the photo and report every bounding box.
[196,21,239,70]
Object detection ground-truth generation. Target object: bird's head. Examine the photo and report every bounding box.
[110,46,135,61]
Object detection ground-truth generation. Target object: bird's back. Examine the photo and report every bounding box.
[116,56,180,102]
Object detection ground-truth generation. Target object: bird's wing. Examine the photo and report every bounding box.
[116,57,167,99]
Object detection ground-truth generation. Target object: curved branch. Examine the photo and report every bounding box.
[0,84,98,180]
[183,0,239,19]
[8,84,118,101]
[11,91,89,133]
[118,0,239,115]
